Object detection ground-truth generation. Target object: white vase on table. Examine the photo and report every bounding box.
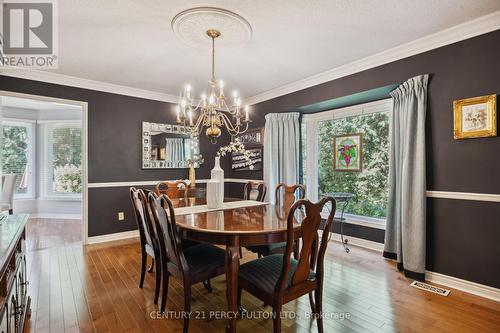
[207,156,224,208]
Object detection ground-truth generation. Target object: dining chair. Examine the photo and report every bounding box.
[184,187,206,199]
[1,174,17,215]
[240,181,268,258]
[130,187,162,304]
[238,197,336,333]
[155,180,188,198]
[243,181,267,202]
[148,193,226,332]
[247,183,305,258]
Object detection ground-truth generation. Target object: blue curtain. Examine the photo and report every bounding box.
[263,113,300,204]
[383,75,429,280]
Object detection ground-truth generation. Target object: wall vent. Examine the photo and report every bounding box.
[411,281,450,296]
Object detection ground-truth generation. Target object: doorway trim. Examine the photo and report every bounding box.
[0,90,89,244]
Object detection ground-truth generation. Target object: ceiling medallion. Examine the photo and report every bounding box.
[171,7,253,143]
[171,7,253,47]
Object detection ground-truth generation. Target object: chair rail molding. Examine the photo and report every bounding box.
[88,178,264,188]
[426,190,500,203]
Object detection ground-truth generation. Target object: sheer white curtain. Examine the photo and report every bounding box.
[263,113,300,204]
[165,138,185,161]
[384,74,428,281]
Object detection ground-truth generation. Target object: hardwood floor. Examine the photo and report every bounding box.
[23,222,500,332]
[26,218,82,251]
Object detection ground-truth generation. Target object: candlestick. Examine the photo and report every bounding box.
[244,105,250,122]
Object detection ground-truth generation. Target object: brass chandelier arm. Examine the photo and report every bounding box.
[219,112,249,136]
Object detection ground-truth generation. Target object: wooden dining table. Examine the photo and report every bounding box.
[169,197,303,333]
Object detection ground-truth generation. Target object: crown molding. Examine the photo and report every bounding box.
[245,11,500,106]
[0,68,179,103]
[1,11,499,106]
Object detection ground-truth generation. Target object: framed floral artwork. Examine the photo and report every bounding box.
[453,94,496,139]
[333,133,363,172]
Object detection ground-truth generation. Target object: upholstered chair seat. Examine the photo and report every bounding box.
[182,243,226,277]
[239,254,315,295]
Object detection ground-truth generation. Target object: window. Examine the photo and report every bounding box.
[303,99,391,225]
[44,123,82,198]
[1,121,35,199]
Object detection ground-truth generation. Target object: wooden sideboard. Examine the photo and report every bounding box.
[0,214,30,333]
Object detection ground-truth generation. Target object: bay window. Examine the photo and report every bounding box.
[303,99,392,227]
[1,120,35,199]
[43,122,82,198]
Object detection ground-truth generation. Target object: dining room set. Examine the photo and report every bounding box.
[130,177,337,333]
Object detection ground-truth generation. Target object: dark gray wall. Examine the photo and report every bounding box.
[0,76,230,236]
[227,30,500,288]
[1,29,499,287]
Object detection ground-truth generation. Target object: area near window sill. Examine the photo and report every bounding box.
[321,211,386,230]
[40,196,82,202]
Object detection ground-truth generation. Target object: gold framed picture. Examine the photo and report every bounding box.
[453,94,496,139]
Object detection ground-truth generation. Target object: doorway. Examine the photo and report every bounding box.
[0,90,89,246]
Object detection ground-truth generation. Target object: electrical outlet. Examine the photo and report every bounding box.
[118,212,125,221]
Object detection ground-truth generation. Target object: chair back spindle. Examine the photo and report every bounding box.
[130,187,156,248]
[244,182,267,202]
[277,197,336,292]
[149,193,186,270]
[155,180,188,198]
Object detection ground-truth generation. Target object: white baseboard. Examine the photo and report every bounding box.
[329,233,384,252]
[29,213,82,220]
[87,230,139,245]
[425,271,500,303]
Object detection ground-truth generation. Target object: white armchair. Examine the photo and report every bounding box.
[1,174,16,215]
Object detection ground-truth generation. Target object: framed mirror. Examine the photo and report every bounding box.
[142,121,202,169]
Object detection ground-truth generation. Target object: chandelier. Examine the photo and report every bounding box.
[176,29,251,143]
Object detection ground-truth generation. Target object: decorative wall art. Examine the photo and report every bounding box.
[232,147,263,171]
[333,133,363,172]
[453,94,496,139]
[232,127,264,147]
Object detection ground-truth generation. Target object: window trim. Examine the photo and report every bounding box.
[42,121,83,200]
[2,119,36,200]
[303,98,392,226]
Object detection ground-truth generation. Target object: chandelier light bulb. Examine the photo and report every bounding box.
[181,99,187,108]
[219,80,224,89]
[244,105,250,122]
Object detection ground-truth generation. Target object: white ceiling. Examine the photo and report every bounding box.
[47,0,500,100]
